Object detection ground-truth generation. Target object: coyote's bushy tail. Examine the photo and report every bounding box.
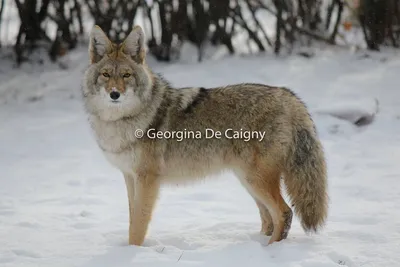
[284,125,328,233]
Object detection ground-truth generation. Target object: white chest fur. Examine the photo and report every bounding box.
[89,116,143,175]
[103,149,141,175]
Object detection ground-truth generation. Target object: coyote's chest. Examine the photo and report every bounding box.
[90,117,141,174]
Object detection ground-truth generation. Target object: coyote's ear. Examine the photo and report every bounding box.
[89,25,112,64]
[121,25,146,64]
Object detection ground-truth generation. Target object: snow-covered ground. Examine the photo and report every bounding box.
[1,47,400,267]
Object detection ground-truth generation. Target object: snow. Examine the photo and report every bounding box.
[1,47,400,267]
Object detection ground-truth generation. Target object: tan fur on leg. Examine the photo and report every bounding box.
[124,174,136,245]
[241,163,292,245]
[129,174,160,246]
[255,199,274,236]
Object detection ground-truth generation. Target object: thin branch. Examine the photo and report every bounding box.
[245,0,272,47]
[177,251,184,262]
[329,0,344,43]
[0,0,5,46]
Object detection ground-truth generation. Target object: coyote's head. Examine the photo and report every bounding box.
[82,25,154,121]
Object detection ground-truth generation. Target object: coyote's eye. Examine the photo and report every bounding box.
[102,72,110,78]
[123,73,131,78]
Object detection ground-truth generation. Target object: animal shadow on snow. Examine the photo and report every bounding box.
[81,223,338,267]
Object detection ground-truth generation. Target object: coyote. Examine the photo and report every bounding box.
[81,25,328,246]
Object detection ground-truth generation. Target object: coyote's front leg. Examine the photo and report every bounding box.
[124,174,136,244]
[128,172,160,246]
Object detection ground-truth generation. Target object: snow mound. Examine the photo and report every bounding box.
[315,98,379,126]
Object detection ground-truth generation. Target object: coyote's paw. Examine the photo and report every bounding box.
[261,223,274,236]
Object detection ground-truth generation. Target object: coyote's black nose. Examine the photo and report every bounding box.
[110,91,120,100]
